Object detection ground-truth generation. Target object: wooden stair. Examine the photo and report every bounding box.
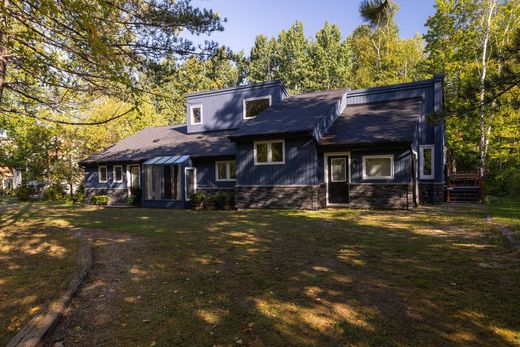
[446,171,484,203]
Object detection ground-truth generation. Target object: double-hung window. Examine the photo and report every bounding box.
[254,140,285,165]
[362,155,394,180]
[98,166,108,183]
[216,161,236,181]
[420,145,435,179]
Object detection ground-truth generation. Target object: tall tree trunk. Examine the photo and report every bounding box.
[478,0,497,179]
[0,0,10,105]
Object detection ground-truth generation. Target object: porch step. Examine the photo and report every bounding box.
[447,187,481,203]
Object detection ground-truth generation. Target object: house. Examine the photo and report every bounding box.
[80,76,445,209]
[0,166,22,191]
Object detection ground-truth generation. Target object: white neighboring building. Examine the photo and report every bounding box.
[0,167,22,190]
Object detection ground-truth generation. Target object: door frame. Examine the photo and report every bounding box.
[127,164,141,198]
[184,167,197,201]
[324,152,351,207]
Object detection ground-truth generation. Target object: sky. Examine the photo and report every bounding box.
[186,0,438,53]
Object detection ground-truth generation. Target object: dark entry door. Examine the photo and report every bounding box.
[328,156,349,204]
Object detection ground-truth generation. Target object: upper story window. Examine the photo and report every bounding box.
[216,161,236,181]
[190,105,203,125]
[98,166,107,183]
[243,96,271,119]
[362,155,394,180]
[420,145,435,179]
[254,140,285,165]
[113,165,123,183]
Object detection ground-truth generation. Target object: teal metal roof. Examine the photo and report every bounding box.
[143,155,190,165]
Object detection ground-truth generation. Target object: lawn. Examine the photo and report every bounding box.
[0,200,78,346]
[484,198,520,236]
[1,201,520,346]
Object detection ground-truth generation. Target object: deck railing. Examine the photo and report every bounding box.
[446,171,484,203]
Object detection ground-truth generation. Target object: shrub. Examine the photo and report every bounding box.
[190,192,206,209]
[128,186,141,206]
[89,195,109,205]
[16,184,36,201]
[213,191,233,208]
[42,184,66,201]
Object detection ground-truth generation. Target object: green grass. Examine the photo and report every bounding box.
[0,201,78,345]
[484,198,520,236]
[1,201,520,346]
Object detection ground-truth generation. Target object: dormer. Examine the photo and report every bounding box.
[186,80,289,133]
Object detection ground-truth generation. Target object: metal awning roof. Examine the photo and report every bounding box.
[143,155,190,165]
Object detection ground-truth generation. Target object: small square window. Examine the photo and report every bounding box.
[244,97,271,119]
[216,161,237,181]
[254,140,285,165]
[113,165,123,183]
[190,105,203,125]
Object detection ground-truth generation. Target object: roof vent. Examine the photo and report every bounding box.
[197,135,203,139]
[152,138,160,143]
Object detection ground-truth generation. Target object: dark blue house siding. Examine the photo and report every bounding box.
[316,148,412,184]
[236,137,318,186]
[85,164,127,190]
[194,159,236,190]
[347,76,444,183]
[186,82,288,134]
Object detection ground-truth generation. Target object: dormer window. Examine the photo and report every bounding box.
[190,105,203,125]
[243,96,271,119]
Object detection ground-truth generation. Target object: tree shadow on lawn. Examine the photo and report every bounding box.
[0,222,78,345]
[43,205,520,346]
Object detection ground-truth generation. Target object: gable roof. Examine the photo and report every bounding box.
[79,125,237,165]
[319,98,422,146]
[229,88,348,139]
[0,166,14,178]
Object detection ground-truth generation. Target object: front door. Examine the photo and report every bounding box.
[328,156,349,204]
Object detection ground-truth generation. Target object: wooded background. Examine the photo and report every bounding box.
[0,0,518,197]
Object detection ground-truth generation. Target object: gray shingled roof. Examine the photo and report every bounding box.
[229,88,348,139]
[80,125,236,164]
[319,98,422,146]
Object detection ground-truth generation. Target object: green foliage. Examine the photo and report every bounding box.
[42,184,66,201]
[15,185,35,201]
[350,0,426,88]
[0,188,14,197]
[1,0,225,125]
[89,195,109,206]
[128,187,142,206]
[213,191,234,209]
[424,0,520,195]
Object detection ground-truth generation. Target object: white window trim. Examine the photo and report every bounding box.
[189,104,203,125]
[253,140,285,165]
[215,161,236,182]
[420,145,435,180]
[324,152,351,207]
[98,165,108,183]
[362,155,394,180]
[184,167,197,201]
[243,95,272,119]
[113,165,123,183]
[330,158,347,182]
